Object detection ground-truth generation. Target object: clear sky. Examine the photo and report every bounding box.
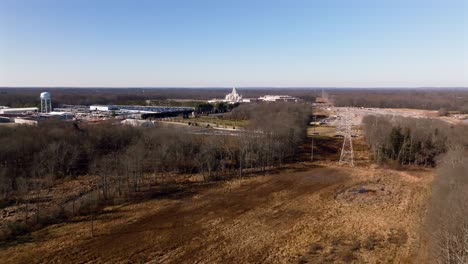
[0,0,467,87]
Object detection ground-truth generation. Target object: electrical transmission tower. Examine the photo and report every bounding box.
[338,116,354,166]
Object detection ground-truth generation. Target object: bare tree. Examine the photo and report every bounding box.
[426,147,468,264]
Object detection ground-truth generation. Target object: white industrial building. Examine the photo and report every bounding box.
[0,107,39,114]
[14,117,38,125]
[90,105,193,115]
[47,111,74,119]
[90,105,119,111]
[258,95,299,102]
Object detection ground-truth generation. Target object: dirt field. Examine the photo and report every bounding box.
[326,106,463,126]
[0,162,433,264]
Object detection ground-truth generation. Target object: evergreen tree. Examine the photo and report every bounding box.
[388,127,404,160]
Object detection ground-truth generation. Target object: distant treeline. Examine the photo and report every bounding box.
[362,115,468,166]
[2,87,467,112]
[0,88,318,107]
[331,89,468,112]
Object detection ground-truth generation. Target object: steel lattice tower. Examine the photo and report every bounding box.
[338,116,354,166]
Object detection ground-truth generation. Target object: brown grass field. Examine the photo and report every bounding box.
[0,137,434,263]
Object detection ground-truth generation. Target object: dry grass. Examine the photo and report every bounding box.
[0,162,433,263]
[307,125,337,137]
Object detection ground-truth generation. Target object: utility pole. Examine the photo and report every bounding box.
[338,116,354,166]
[311,115,316,161]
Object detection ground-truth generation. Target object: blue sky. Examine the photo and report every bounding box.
[0,0,467,87]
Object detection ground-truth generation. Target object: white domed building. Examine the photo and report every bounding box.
[208,87,245,104]
[224,87,242,103]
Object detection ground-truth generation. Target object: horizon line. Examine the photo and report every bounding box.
[1,86,468,90]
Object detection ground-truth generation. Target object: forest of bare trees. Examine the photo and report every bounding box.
[362,116,468,167]
[426,148,468,264]
[0,103,312,240]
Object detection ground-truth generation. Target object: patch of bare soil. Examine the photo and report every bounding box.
[336,181,394,204]
[0,165,433,263]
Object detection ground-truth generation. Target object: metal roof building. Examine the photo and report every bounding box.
[0,107,39,114]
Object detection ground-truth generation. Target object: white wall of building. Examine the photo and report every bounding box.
[90,105,115,111]
[14,118,38,125]
[0,107,38,114]
[258,95,299,102]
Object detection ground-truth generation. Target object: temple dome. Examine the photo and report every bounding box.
[225,87,242,103]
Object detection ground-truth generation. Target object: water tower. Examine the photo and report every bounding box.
[40,92,52,113]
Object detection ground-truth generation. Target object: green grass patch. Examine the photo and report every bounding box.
[170,116,248,128]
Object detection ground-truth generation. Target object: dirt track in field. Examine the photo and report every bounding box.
[0,164,432,264]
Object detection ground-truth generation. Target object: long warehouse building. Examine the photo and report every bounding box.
[0,107,39,114]
[90,105,194,113]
